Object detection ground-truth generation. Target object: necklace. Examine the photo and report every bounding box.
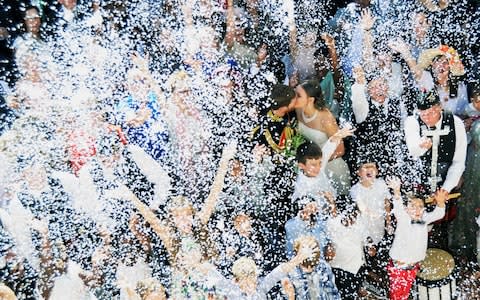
[302,109,318,123]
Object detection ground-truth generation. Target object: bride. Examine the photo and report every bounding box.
[294,80,351,195]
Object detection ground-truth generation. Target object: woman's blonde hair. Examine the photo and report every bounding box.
[232,257,258,280]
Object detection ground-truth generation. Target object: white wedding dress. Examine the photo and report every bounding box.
[298,122,351,195]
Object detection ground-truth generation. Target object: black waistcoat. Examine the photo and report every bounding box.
[418,112,456,165]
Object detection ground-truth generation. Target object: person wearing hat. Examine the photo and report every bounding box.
[404,89,467,250]
[389,41,469,116]
[404,89,467,196]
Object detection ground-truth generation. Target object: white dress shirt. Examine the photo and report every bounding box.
[389,197,445,264]
[327,216,368,274]
[404,113,467,192]
[350,179,390,244]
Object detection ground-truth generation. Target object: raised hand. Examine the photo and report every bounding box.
[333,124,356,140]
[434,188,448,208]
[30,218,48,235]
[450,59,465,76]
[386,176,401,194]
[296,237,318,261]
[252,144,269,163]
[360,8,376,31]
[281,278,295,300]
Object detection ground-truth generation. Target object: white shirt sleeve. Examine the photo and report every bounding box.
[389,62,404,98]
[320,140,337,173]
[454,82,469,116]
[417,71,435,91]
[424,206,446,224]
[441,116,467,192]
[391,197,408,220]
[351,83,369,123]
[404,116,429,157]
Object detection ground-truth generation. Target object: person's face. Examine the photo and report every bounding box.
[257,44,268,61]
[59,0,77,10]
[472,94,480,111]
[171,207,193,234]
[358,163,378,182]
[173,82,192,106]
[234,16,246,43]
[294,85,313,109]
[432,56,449,78]
[299,157,322,177]
[25,9,41,34]
[159,29,176,52]
[230,159,243,178]
[407,198,425,220]
[378,53,392,70]
[419,104,442,127]
[368,78,388,104]
[237,274,258,293]
[200,30,218,52]
[413,13,430,39]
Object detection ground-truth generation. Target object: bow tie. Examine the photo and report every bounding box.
[411,219,426,225]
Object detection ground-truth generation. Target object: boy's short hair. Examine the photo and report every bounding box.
[469,83,480,101]
[407,196,425,206]
[354,155,378,171]
[270,84,295,110]
[296,141,322,164]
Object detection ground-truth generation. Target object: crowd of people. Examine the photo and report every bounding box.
[0,0,480,299]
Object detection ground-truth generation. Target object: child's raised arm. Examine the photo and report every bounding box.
[197,141,237,225]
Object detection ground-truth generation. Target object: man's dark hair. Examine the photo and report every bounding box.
[270,84,295,110]
[24,5,40,17]
[469,83,480,101]
[300,80,326,110]
[296,141,322,164]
